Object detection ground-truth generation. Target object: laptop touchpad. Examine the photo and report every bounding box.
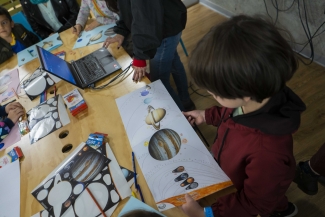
[100,56,113,66]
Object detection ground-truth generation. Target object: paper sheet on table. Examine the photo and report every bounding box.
[72,24,115,49]
[0,160,20,217]
[0,123,21,152]
[118,197,166,217]
[17,33,63,66]
[115,80,232,211]
[0,68,21,103]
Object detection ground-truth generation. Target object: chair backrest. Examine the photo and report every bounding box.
[12,11,41,40]
[0,0,22,15]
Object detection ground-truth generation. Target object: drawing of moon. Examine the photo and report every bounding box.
[174,173,188,182]
[144,97,152,104]
[186,182,198,190]
[148,129,181,161]
[70,151,107,182]
[145,105,166,130]
[172,166,184,173]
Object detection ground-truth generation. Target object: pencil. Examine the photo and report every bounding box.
[11,88,19,99]
[86,188,107,217]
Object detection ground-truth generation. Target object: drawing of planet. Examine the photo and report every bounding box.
[186,182,198,190]
[182,139,188,144]
[77,38,82,42]
[144,97,152,104]
[21,58,25,61]
[70,151,107,182]
[172,166,184,173]
[104,28,115,36]
[145,105,166,130]
[141,90,149,96]
[180,177,194,187]
[174,173,188,182]
[148,129,181,161]
[121,168,129,178]
[144,141,149,147]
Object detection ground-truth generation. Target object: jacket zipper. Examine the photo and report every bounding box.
[215,108,229,166]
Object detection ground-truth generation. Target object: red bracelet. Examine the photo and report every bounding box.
[133,58,146,67]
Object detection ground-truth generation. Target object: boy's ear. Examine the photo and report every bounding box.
[10,20,14,28]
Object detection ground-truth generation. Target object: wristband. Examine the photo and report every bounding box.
[204,207,214,217]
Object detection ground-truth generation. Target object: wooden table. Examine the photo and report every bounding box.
[0,28,192,217]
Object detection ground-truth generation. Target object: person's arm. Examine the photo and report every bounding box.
[0,45,14,64]
[0,105,15,142]
[205,106,227,127]
[21,6,51,39]
[75,0,90,28]
[15,24,40,45]
[57,0,80,33]
[129,0,164,61]
[212,146,294,216]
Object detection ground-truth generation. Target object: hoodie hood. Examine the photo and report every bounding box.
[232,86,306,135]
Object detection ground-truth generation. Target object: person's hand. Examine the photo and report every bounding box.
[181,194,205,217]
[72,24,83,36]
[84,20,100,31]
[5,102,23,114]
[132,66,146,82]
[102,34,124,48]
[182,110,206,126]
[7,107,25,124]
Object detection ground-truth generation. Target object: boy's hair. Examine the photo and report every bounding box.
[0,6,12,22]
[189,15,298,103]
[120,210,162,217]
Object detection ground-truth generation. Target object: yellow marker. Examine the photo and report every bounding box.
[131,191,137,198]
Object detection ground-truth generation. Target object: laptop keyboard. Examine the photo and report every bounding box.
[74,57,106,83]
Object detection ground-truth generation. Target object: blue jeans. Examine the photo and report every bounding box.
[149,32,190,111]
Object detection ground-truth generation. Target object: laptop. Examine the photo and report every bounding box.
[36,46,121,89]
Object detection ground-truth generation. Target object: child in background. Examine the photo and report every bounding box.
[0,6,39,64]
[120,210,162,217]
[182,15,306,217]
[72,0,117,36]
[0,102,25,142]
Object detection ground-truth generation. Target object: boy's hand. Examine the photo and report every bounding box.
[7,107,25,124]
[132,66,146,82]
[72,24,83,36]
[181,194,205,217]
[5,102,23,114]
[84,20,100,31]
[103,34,124,49]
[182,110,206,126]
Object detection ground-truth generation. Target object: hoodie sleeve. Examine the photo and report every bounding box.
[129,0,164,60]
[205,106,226,127]
[211,137,295,216]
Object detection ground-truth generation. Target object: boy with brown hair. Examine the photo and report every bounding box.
[181,15,306,217]
[0,6,39,64]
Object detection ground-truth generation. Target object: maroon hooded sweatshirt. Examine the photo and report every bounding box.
[206,86,306,217]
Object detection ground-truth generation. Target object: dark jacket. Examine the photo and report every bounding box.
[113,0,187,60]
[205,86,306,217]
[20,0,79,39]
[0,105,14,143]
[0,23,39,64]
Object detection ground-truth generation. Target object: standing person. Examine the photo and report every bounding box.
[20,0,79,39]
[72,0,117,36]
[0,6,39,64]
[103,0,195,111]
[294,143,325,195]
[181,15,306,217]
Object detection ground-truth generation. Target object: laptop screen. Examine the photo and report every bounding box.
[38,47,77,85]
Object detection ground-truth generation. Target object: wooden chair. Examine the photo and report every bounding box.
[0,0,22,15]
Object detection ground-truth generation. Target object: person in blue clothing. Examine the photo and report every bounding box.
[0,102,25,142]
[0,6,39,64]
